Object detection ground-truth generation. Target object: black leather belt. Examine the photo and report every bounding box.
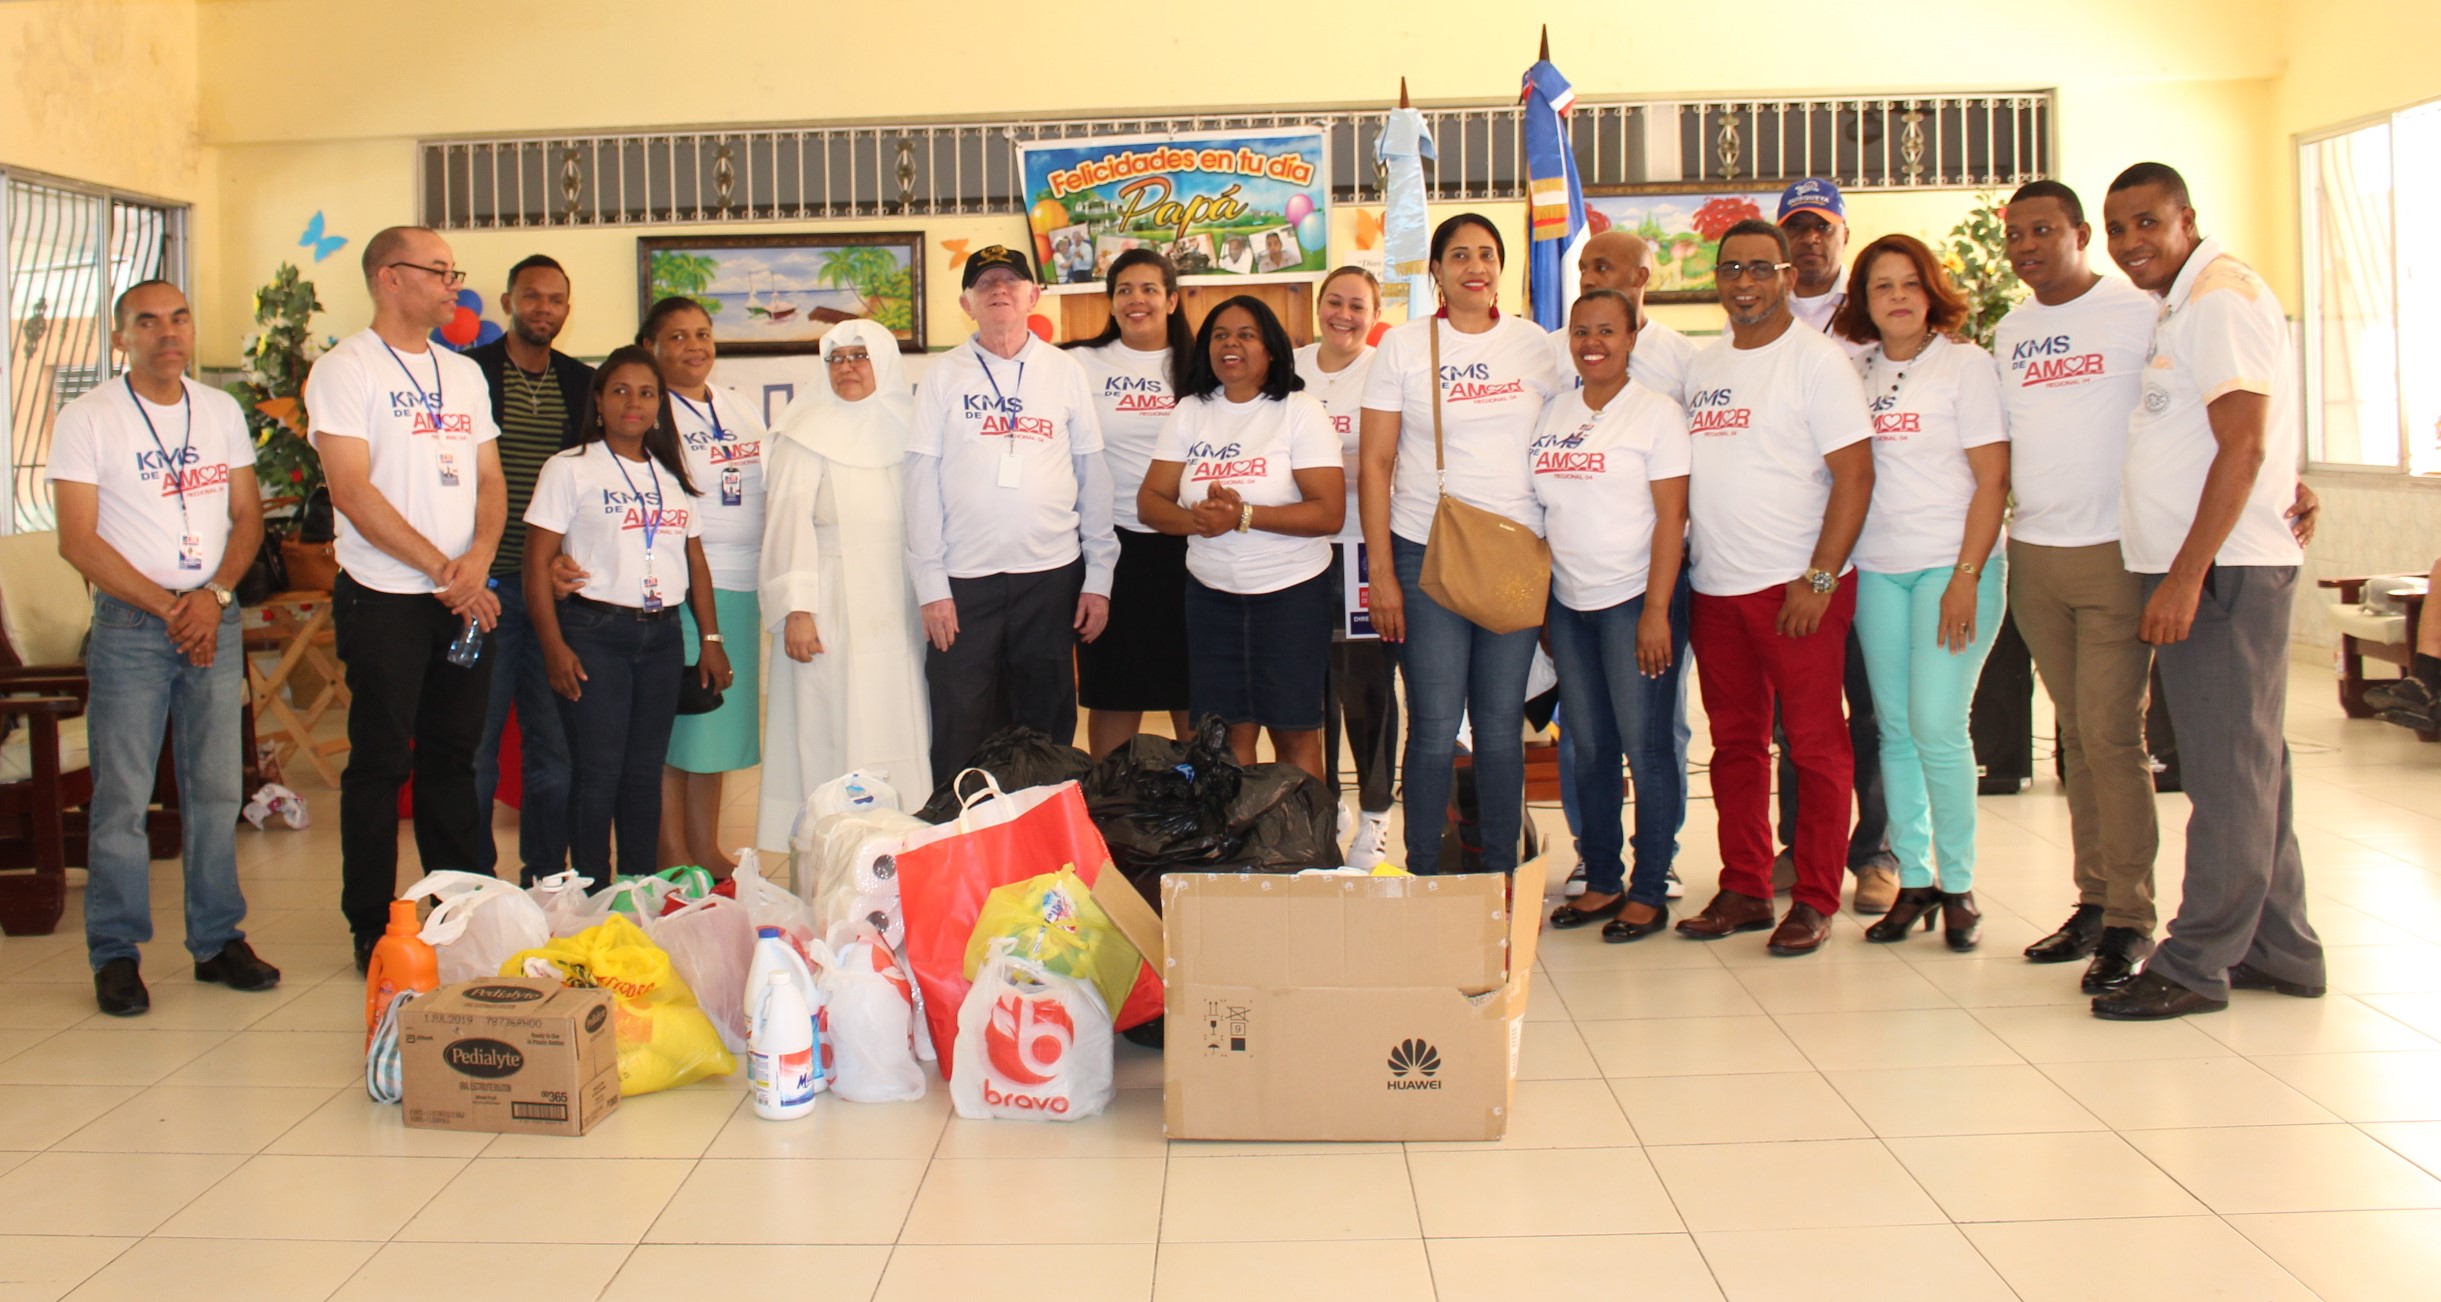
[565,594,680,621]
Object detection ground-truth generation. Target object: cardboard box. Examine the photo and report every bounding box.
[400,978,621,1137]
[1160,871,1539,1142]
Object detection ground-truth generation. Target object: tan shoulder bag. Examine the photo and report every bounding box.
[1416,318,1551,634]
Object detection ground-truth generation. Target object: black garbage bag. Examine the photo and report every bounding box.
[914,725,1094,824]
[1085,716,1341,904]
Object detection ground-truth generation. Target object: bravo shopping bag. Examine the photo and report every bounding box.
[896,774,1160,1076]
[505,914,737,1095]
[949,938,1115,1121]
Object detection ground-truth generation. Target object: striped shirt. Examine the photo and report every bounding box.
[492,363,568,576]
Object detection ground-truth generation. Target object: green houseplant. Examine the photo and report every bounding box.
[226,263,330,524]
[1940,191,2025,350]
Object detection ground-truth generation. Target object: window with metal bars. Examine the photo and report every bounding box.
[1,170,187,533]
[419,93,2053,230]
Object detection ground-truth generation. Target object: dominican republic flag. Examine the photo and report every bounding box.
[1521,56,1586,332]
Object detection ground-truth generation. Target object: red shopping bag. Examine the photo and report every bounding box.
[896,774,1161,1076]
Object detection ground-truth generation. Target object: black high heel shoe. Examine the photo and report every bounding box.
[1940,891,1983,952]
[1864,886,1942,943]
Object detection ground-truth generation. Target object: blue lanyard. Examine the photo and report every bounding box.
[125,376,195,529]
[379,340,444,424]
[976,343,1023,450]
[671,391,724,442]
[609,448,664,573]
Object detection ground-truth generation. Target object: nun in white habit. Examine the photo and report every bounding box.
[756,319,934,846]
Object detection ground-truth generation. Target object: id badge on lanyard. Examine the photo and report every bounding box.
[721,465,743,506]
[641,571,664,613]
[981,348,1025,489]
[177,533,204,572]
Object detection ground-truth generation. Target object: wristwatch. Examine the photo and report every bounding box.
[1802,568,1839,595]
[1954,561,1980,578]
[203,583,234,609]
[701,633,724,645]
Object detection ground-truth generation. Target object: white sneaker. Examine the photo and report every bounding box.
[1665,866,1686,899]
[1336,800,1355,845]
[1564,862,1588,897]
[1347,812,1392,870]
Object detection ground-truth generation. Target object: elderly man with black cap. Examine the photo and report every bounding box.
[904,244,1118,780]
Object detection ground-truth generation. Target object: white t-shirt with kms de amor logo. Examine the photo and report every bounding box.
[306,328,502,595]
[907,334,1106,592]
[1529,382,1693,611]
[523,443,703,612]
[1993,274,2157,548]
[1848,335,2010,576]
[1074,343,1175,533]
[668,387,767,592]
[1360,313,1560,545]
[1153,390,1343,595]
[1680,325,1874,598]
[1290,342,1373,544]
[47,377,254,590]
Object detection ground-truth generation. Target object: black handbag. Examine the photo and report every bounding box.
[676,663,724,716]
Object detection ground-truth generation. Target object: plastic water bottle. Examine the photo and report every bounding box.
[749,971,817,1120]
[445,578,499,667]
[745,926,827,1093]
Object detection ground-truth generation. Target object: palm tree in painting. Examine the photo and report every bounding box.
[816,246,904,314]
[648,251,723,315]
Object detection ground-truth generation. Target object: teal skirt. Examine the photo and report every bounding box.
[667,586,762,774]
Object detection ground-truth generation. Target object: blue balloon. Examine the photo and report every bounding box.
[1296,211,1327,261]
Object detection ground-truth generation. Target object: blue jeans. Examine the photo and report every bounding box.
[1547,574,1691,904]
[552,603,684,881]
[473,573,571,882]
[1555,657,1692,858]
[1854,562,2007,892]
[1390,535,1539,873]
[83,593,246,968]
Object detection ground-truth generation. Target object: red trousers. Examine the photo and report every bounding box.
[1692,583,1857,916]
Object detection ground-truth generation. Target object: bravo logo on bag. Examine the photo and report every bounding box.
[1386,1038,1443,1090]
[951,938,1117,1122]
[986,989,1074,1094]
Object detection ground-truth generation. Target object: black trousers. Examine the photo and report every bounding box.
[553,602,684,883]
[926,560,1085,784]
[1324,638,1400,812]
[1775,626,1891,865]
[332,573,495,939]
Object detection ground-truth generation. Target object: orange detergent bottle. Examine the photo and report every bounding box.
[364,899,439,1047]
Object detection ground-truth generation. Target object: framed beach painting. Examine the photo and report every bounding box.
[1582,184,1783,304]
[637,232,925,355]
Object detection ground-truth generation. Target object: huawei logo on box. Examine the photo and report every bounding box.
[1386,1038,1443,1090]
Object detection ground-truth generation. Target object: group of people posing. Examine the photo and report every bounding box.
[55,160,2324,1028]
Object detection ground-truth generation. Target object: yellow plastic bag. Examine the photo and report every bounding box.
[504,913,737,1095]
[962,865,1142,1021]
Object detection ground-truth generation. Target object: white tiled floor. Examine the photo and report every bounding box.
[2,660,2438,1299]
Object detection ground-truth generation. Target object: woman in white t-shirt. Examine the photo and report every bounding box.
[642,296,765,873]
[1293,267,1397,866]
[1358,213,1560,873]
[523,346,723,884]
[1535,290,1693,941]
[1065,249,1195,757]
[1830,235,2010,951]
[1138,297,1345,781]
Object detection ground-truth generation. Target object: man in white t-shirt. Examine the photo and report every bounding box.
[1559,229,1698,405]
[1993,179,2169,994]
[50,280,280,1016]
[2090,163,2324,1021]
[905,244,1118,783]
[1673,219,1876,958]
[310,226,507,968]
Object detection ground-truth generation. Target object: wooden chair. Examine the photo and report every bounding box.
[0,531,182,935]
[2321,574,2437,743]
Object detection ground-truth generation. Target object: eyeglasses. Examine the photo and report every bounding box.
[387,262,468,288]
[1713,260,1790,283]
[825,350,873,366]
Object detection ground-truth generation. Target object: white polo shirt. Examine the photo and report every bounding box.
[1994,275,2157,547]
[1291,342,1374,544]
[523,444,703,610]
[907,333,1105,581]
[1074,342,1175,533]
[2120,239,2304,574]
[669,386,766,592]
[47,377,253,589]
[307,329,501,594]
[1681,325,1875,597]
[1850,336,2010,575]
[1361,313,1559,545]
[1530,382,1692,610]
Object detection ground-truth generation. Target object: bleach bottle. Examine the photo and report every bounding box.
[745,927,826,1094]
[748,972,817,1120]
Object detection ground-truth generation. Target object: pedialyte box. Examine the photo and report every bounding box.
[399,978,620,1137]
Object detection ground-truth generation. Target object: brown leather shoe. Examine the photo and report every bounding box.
[1768,902,1834,956]
[1852,865,1901,915]
[1674,889,1776,940]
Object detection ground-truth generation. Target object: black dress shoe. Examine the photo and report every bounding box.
[1602,905,1670,943]
[2093,969,2227,1021]
[94,958,149,1017]
[354,934,378,976]
[195,939,281,991]
[1550,895,1628,929]
[2228,963,2327,998]
[2025,904,2105,963]
[2081,927,2154,994]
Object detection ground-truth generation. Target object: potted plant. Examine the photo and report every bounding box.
[226,263,339,591]
[1940,191,2025,350]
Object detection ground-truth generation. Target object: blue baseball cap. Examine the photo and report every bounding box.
[1777,178,1846,226]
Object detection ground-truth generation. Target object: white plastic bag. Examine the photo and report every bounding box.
[732,848,820,963]
[402,870,552,985]
[644,894,757,1054]
[949,937,1114,1122]
[809,769,902,821]
[794,809,925,949]
[821,924,928,1103]
[527,871,598,937]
